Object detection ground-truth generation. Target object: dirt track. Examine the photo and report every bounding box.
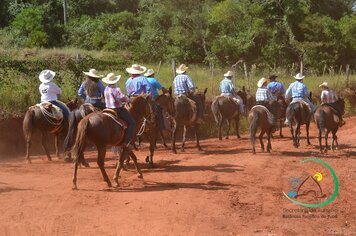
[1,117,356,235]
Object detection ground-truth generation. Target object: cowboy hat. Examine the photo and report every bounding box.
[102,73,121,85]
[294,73,305,80]
[126,64,147,74]
[268,75,278,80]
[224,70,233,77]
[83,69,103,78]
[257,77,268,88]
[144,69,155,77]
[176,64,188,74]
[39,69,56,83]
[319,82,329,88]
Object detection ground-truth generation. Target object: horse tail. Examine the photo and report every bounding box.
[23,108,35,140]
[249,110,259,143]
[72,117,89,165]
[63,111,77,152]
[318,109,326,135]
[286,103,297,124]
[211,100,221,124]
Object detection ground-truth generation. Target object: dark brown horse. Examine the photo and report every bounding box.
[276,95,288,137]
[172,88,207,154]
[314,98,345,152]
[249,100,281,154]
[71,95,151,189]
[211,96,242,140]
[23,99,78,163]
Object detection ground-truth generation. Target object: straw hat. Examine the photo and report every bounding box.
[39,70,56,83]
[102,73,121,85]
[176,64,189,74]
[319,82,329,88]
[144,69,155,77]
[83,69,103,78]
[257,77,268,88]
[294,73,305,80]
[126,64,147,74]
[224,70,233,77]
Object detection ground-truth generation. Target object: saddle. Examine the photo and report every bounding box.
[102,109,128,129]
[220,95,240,106]
[251,105,274,125]
[37,102,63,121]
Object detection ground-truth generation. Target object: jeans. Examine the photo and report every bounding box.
[50,100,69,120]
[114,107,136,145]
[85,98,106,110]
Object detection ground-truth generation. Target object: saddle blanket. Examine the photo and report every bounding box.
[251,105,274,125]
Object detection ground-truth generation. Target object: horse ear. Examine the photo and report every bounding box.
[204,88,208,95]
[169,86,172,96]
[242,86,246,92]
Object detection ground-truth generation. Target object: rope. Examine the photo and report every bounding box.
[136,118,147,136]
[38,105,63,126]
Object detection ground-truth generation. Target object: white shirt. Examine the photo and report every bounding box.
[39,82,61,102]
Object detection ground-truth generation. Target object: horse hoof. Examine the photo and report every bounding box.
[237,135,241,139]
[172,150,177,154]
[82,162,90,168]
[107,182,113,188]
[198,147,203,151]
[137,174,143,179]
[225,136,229,139]
[72,185,78,190]
[145,156,149,163]
[148,162,154,168]
[64,157,73,163]
[219,137,222,141]
[27,159,32,164]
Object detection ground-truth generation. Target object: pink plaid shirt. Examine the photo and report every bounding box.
[104,85,129,108]
[321,89,338,104]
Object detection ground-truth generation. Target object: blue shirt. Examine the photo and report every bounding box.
[267,81,285,95]
[77,81,105,103]
[146,77,163,98]
[125,75,152,96]
[173,74,195,95]
[219,77,235,95]
[285,81,308,99]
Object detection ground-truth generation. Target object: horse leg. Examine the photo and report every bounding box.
[306,122,311,145]
[41,132,52,161]
[96,146,112,188]
[235,116,241,139]
[333,131,339,150]
[225,120,230,139]
[146,129,157,168]
[218,117,223,140]
[279,119,284,138]
[128,151,143,178]
[259,130,265,152]
[324,131,329,152]
[172,122,178,154]
[159,129,168,149]
[181,125,187,152]
[113,148,129,187]
[318,128,323,153]
[290,125,296,147]
[25,130,33,164]
[195,125,202,151]
[267,130,272,152]
[72,158,79,190]
[55,135,60,158]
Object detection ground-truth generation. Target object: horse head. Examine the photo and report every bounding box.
[155,87,175,117]
[196,88,208,113]
[130,95,152,120]
[236,87,247,105]
[337,97,345,115]
[66,98,79,111]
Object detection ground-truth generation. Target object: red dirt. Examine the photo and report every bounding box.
[0,117,355,235]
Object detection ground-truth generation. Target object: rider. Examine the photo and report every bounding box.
[267,75,285,100]
[125,64,152,96]
[219,70,244,114]
[285,73,316,125]
[144,68,168,131]
[38,69,69,119]
[78,69,106,110]
[102,72,135,150]
[255,77,278,131]
[319,82,345,127]
[173,64,204,124]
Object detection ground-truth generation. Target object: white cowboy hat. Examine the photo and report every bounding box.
[224,70,233,77]
[144,69,155,77]
[39,69,56,83]
[176,64,189,74]
[83,69,103,78]
[257,77,268,88]
[319,82,329,88]
[102,73,121,85]
[294,73,305,80]
[126,64,147,74]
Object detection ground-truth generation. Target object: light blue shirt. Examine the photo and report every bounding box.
[125,75,152,96]
[146,77,163,98]
[267,81,285,95]
[173,74,195,95]
[219,78,235,95]
[285,81,308,99]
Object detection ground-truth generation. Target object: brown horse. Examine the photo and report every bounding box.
[71,95,151,189]
[23,99,78,163]
[172,88,207,154]
[314,98,345,152]
[276,95,288,137]
[249,100,281,154]
[211,96,242,140]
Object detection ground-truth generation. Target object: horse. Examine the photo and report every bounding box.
[22,99,78,163]
[285,94,314,148]
[71,95,152,189]
[171,88,207,154]
[276,95,288,137]
[249,100,281,154]
[314,98,345,153]
[211,95,242,140]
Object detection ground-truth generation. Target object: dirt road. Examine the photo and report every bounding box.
[1,117,356,235]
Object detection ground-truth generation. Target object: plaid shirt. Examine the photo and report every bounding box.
[256,87,274,102]
[104,85,129,109]
[173,74,195,95]
[321,89,338,104]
